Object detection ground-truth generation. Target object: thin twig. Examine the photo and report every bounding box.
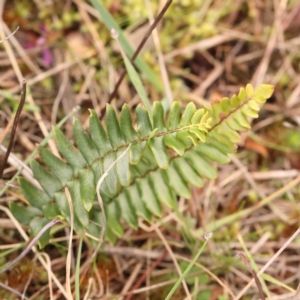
[0,218,61,274]
[0,206,68,298]
[107,0,172,103]
[0,105,80,197]
[0,79,26,179]
[0,282,29,300]
[125,250,168,300]
[121,262,143,300]
[144,0,173,105]
[0,26,19,43]
[237,251,265,300]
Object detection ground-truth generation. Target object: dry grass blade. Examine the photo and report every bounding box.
[0,206,68,298]
[64,187,74,299]
[295,283,300,298]
[154,226,191,300]
[120,262,143,300]
[125,250,168,300]
[1,1,300,298]
[39,253,54,300]
[92,144,131,259]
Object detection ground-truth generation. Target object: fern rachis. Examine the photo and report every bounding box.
[11,84,274,246]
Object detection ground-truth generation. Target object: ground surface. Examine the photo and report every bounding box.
[0,1,300,299]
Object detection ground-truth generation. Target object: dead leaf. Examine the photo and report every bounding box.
[244,137,269,158]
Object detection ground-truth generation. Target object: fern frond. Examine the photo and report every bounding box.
[12,84,274,246]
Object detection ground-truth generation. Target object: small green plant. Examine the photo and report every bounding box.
[10,84,273,247]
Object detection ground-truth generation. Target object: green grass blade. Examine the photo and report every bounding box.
[75,237,83,300]
[89,0,163,91]
[120,44,153,120]
[238,234,271,299]
[261,274,295,293]
[165,238,209,300]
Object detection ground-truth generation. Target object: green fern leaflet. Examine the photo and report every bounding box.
[11,84,274,247]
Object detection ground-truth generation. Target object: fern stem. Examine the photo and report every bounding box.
[84,121,211,165]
